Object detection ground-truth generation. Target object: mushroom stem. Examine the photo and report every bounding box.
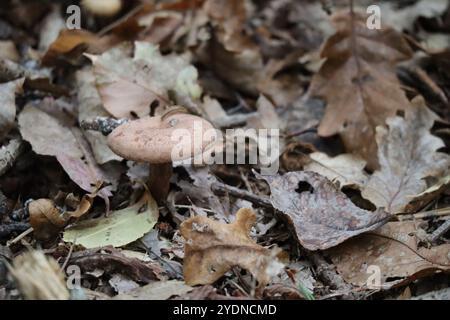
[148,163,173,204]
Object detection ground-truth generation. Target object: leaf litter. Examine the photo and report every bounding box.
[2,0,450,301]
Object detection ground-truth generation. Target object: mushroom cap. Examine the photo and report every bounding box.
[107,113,217,164]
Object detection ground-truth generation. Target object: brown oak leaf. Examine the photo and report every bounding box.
[309,11,413,169]
[327,221,450,289]
[258,171,390,250]
[180,208,284,289]
[362,97,450,214]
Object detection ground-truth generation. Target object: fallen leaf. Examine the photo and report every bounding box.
[258,171,390,250]
[309,11,413,169]
[204,0,253,52]
[29,196,94,241]
[18,105,114,200]
[69,247,163,283]
[63,193,159,248]
[0,78,24,141]
[42,29,115,66]
[108,274,139,295]
[180,208,284,289]
[304,152,368,188]
[76,69,122,164]
[362,97,450,214]
[177,166,229,219]
[114,280,193,300]
[29,199,66,241]
[327,221,450,289]
[87,41,202,118]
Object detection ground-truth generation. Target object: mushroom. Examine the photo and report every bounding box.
[81,0,123,17]
[107,108,217,204]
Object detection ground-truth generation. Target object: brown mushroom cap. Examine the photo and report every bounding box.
[107,113,217,164]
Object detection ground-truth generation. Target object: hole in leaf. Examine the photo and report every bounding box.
[296,181,314,194]
[396,110,405,118]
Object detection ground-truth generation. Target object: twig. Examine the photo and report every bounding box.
[306,251,357,300]
[428,219,450,243]
[80,117,128,136]
[398,207,450,221]
[211,182,272,208]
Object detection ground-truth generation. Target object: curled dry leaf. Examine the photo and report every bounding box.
[87,42,202,118]
[0,78,24,141]
[362,97,450,214]
[258,171,390,251]
[304,152,368,188]
[180,208,284,289]
[63,193,159,249]
[42,29,115,66]
[29,196,94,241]
[327,221,450,289]
[309,12,413,169]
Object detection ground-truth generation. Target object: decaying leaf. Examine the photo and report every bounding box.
[18,105,113,200]
[69,247,163,283]
[29,196,94,241]
[309,12,413,169]
[0,78,24,141]
[42,29,114,66]
[180,208,284,289]
[408,174,450,211]
[362,97,450,214]
[259,171,390,250]
[327,221,450,289]
[304,152,368,188]
[87,42,202,118]
[63,193,159,248]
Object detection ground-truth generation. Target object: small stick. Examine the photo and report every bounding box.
[428,219,450,243]
[399,207,450,221]
[211,182,272,208]
[306,251,357,300]
[80,117,128,136]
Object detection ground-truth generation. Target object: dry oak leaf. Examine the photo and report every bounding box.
[180,208,284,288]
[362,97,450,214]
[327,221,450,289]
[42,29,116,66]
[87,42,202,118]
[309,11,413,169]
[258,171,390,251]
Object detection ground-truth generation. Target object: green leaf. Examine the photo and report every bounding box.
[63,193,158,248]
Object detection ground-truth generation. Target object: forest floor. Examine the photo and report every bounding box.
[2,0,450,300]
